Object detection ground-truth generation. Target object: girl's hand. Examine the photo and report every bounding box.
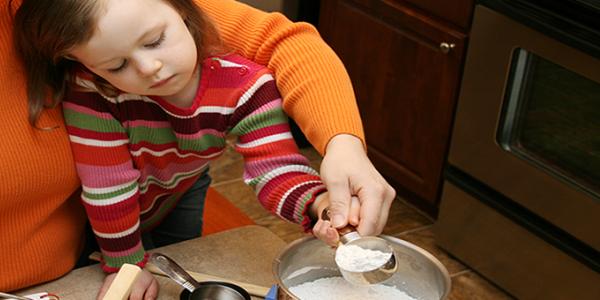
[310,192,338,247]
[96,268,159,300]
[310,193,361,247]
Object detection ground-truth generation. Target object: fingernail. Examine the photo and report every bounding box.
[332,214,344,227]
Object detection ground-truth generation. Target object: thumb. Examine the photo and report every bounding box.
[327,182,351,228]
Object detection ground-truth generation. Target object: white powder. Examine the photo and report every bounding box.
[289,276,417,300]
[335,244,392,272]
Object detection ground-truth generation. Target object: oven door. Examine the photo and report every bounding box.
[448,5,600,251]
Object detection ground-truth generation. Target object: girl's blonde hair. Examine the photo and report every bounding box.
[11,0,221,127]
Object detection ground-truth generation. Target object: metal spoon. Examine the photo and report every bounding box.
[149,253,200,292]
[321,207,398,285]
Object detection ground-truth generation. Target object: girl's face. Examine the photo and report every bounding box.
[69,0,199,103]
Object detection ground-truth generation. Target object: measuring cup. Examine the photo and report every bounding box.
[321,208,398,285]
[149,253,250,300]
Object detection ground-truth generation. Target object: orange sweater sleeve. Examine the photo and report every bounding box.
[197,0,365,154]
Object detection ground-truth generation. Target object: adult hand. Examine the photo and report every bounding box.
[96,268,159,300]
[319,134,395,237]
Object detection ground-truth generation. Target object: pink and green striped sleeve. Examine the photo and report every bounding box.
[62,91,147,273]
[229,70,326,231]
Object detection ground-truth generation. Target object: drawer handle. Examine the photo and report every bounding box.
[439,42,456,54]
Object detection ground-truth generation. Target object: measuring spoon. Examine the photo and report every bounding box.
[149,253,250,300]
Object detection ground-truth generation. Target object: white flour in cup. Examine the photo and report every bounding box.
[335,244,392,272]
[289,276,416,300]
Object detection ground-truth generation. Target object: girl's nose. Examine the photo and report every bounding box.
[136,58,163,76]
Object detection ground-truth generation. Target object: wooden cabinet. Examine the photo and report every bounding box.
[319,0,472,215]
[399,0,474,29]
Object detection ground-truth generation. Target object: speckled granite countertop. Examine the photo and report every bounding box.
[17,225,287,300]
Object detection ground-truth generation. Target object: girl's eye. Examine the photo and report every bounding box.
[145,32,165,49]
[108,60,128,73]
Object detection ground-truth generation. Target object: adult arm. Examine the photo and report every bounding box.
[199,0,396,237]
[198,0,364,154]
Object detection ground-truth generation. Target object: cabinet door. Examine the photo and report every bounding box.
[320,0,467,213]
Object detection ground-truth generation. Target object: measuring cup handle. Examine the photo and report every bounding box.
[149,252,201,292]
[320,207,360,244]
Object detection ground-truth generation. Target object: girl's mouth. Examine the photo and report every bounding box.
[151,75,175,89]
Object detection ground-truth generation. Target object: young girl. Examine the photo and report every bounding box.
[14,0,335,297]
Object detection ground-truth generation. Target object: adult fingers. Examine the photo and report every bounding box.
[323,177,352,228]
[377,184,396,233]
[348,196,360,226]
[356,186,384,236]
[357,166,396,235]
[375,193,394,233]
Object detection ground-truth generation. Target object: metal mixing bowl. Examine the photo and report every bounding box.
[273,235,451,300]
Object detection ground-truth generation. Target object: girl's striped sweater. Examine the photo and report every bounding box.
[63,54,326,272]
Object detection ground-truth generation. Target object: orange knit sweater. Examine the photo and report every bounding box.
[0,0,363,291]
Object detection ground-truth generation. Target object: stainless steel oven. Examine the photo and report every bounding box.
[434,1,600,299]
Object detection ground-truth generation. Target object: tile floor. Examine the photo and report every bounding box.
[209,142,515,299]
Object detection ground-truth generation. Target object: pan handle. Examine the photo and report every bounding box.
[149,253,201,292]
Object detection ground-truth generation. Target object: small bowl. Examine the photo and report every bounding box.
[179,281,251,300]
[273,235,451,300]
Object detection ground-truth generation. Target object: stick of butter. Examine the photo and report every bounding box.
[102,263,142,300]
